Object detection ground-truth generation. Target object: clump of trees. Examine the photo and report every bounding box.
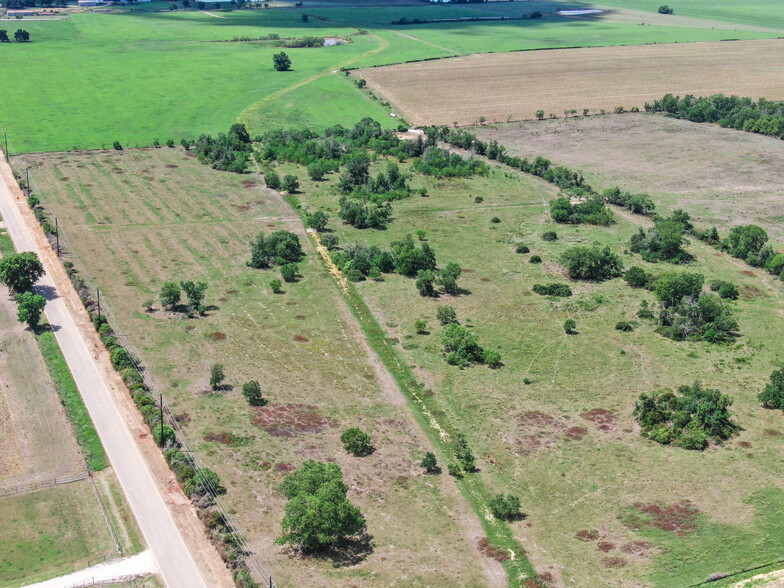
[159,280,208,316]
[603,187,655,215]
[634,382,738,450]
[193,123,252,173]
[560,246,624,281]
[630,211,692,263]
[532,283,572,297]
[440,324,501,368]
[412,146,487,178]
[338,197,392,229]
[654,271,738,342]
[724,224,771,266]
[549,194,614,226]
[645,93,784,139]
[759,368,784,410]
[276,461,366,552]
[248,230,304,269]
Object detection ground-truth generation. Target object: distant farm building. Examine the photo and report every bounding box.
[6,9,37,15]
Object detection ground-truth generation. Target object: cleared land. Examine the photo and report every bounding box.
[263,147,784,586]
[0,2,780,153]
[357,38,784,126]
[15,148,501,587]
[471,113,784,244]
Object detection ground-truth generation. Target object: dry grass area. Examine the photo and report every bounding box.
[357,38,784,126]
[16,148,499,587]
[471,113,784,244]
[0,286,84,488]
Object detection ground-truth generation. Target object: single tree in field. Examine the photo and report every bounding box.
[273,51,292,71]
[282,174,299,193]
[0,30,9,43]
[180,280,207,315]
[15,291,46,329]
[420,452,438,473]
[0,251,44,292]
[209,363,225,391]
[563,319,576,334]
[340,428,372,456]
[242,380,266,406]
[160,281,181,309]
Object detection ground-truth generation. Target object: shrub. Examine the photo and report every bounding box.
[490,216,501,224]
[280,263,298,283]
[282,174,299,193]
[658,5,673,14]
[242,380,266,406]
[482,349,502,368]
[759,368,784,410]
[320,234,339,250]
[209,363,225,390]
[489,494,522,520]
[441,324,484,367]
[166,139,175,147]
[421,452,438,473]
[414,319,427,334]
[340,428,372,456]
[541,231,558,241]
[153,423,176,447]
[111,347,135,370]
[415,269,436,296]
[625,266,649,288]
[454,433,475,472]
[615,320,634,332]
[437,305,458,325]
[532,283,572,297]
[529,255,542,264]
[307,161,327,181]
[447,462,462,477]
[113,141,123,150]
[248,230,304,268]
[563,319,576,334]
[474,196,484,203]
[549,194,614,226]
[718,282,739,300]
[264,171,281,190]
[270,279,282,294]
[515,244,530,254]
[637,300,655,320]
[561,246,624,281]
[726,224,768,261]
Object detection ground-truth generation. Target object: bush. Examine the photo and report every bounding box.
[532,283,572,297]
[306,210,329,231]
[320,233,339,250]
[447,462,462,477]
[282,174,299,193]
[153,423,176,447]
[270,279,282,294]
[113,141,123,150]
[490,216,501,224]
[421,452,438,473]
[718,282,739,300]
[563,319,576,334]
[529,255,542,264]
[541,231,558,241]
[414,319,427,334]
[561,246,624,281]
[280,263,298,283]
[474,196,484,203]
[111,347,135,370]
[453,433,475,472]
[615,320,634,332]
[264,171,281,190]
[340,428,372,456]
[437,305,458,325]
[441,324,484,367]
[242,380,266,406]
[759,368,784,410]
[415,269,436,296]
[625,266,649,288]
[658,5,673,14]
[482,349,502,368]
[489,494,522,521]
[248,230,304,268]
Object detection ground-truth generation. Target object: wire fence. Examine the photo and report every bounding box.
[0,471,88,498]
[12,154,277,588]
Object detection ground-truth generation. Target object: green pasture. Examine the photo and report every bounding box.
[0,1,780,153]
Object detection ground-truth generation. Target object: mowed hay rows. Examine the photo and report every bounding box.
[358,38,784,126]
[17,149,496,587]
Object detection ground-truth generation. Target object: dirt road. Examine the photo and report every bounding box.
[0,152,209,588]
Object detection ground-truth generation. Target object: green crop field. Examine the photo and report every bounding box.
[0,0,780,153]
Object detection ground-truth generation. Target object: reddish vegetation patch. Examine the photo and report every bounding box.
[185,151,197,158]
[601,557,627,568]
[596,541,615,553]
[253,404,336,438]
[524,581,540,588]
[478,538,509,562]
[209,331,227,341]
[740,285,762,300]
[740,270,756,277]
[624,501,699,535]
[576,529,600,541]
[520,411,556,427]
[59,176,69,181]
[185,325,195,331]
[565,426,587,440]
[204,432,234,445]
[765,429,781,437]
[226,290,238,295]
[621,541,653,556]
[362,374,375,380]
[241,180,258,188]
[293,334,309,342]
[462,268,474,273]
[294,314,306,320]
[480,277,490,282]
[234,204,251,211]
[581,408,616,429]
[739,440,752,448]
[538,572,556,587]
[166,164,179,169]
[174,412,190,424]
[267,223,276,228]
[274,462,294,472]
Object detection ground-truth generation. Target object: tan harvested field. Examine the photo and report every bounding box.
[471,113,784,244]
[15,148,501,587]
[358,38,784,126]
[0,284,84,489]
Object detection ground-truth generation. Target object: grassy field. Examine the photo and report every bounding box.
[0,1,780,153]
[0,481,117,587]
[15,147,504,587]
[470,113,784,245]
[254,143,784,586]
[357,38,784,126]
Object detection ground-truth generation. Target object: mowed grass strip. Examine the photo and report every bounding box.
[0,480,116,587]
[36,326,108,471]
[357,38,784,126]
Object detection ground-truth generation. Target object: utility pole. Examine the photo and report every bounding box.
[159,392,164,442]
[25,167,30,196]
[55,217,59,258]
[96,287,101,324]
[3,132,7,162]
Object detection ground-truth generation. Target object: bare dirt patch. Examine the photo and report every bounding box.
[601,557,627,569]
[581,408,616,431]
[204,432,234,445]
[293,334,309,342]
[576,529,600,541]
[565,426,587,440]
[477,537,510,562]
[623,501,700,535]
[621,540,654,557]
[359,39,784,126]
[208,331,227,341]
[252,404,336,438]
[596,541,615,553]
